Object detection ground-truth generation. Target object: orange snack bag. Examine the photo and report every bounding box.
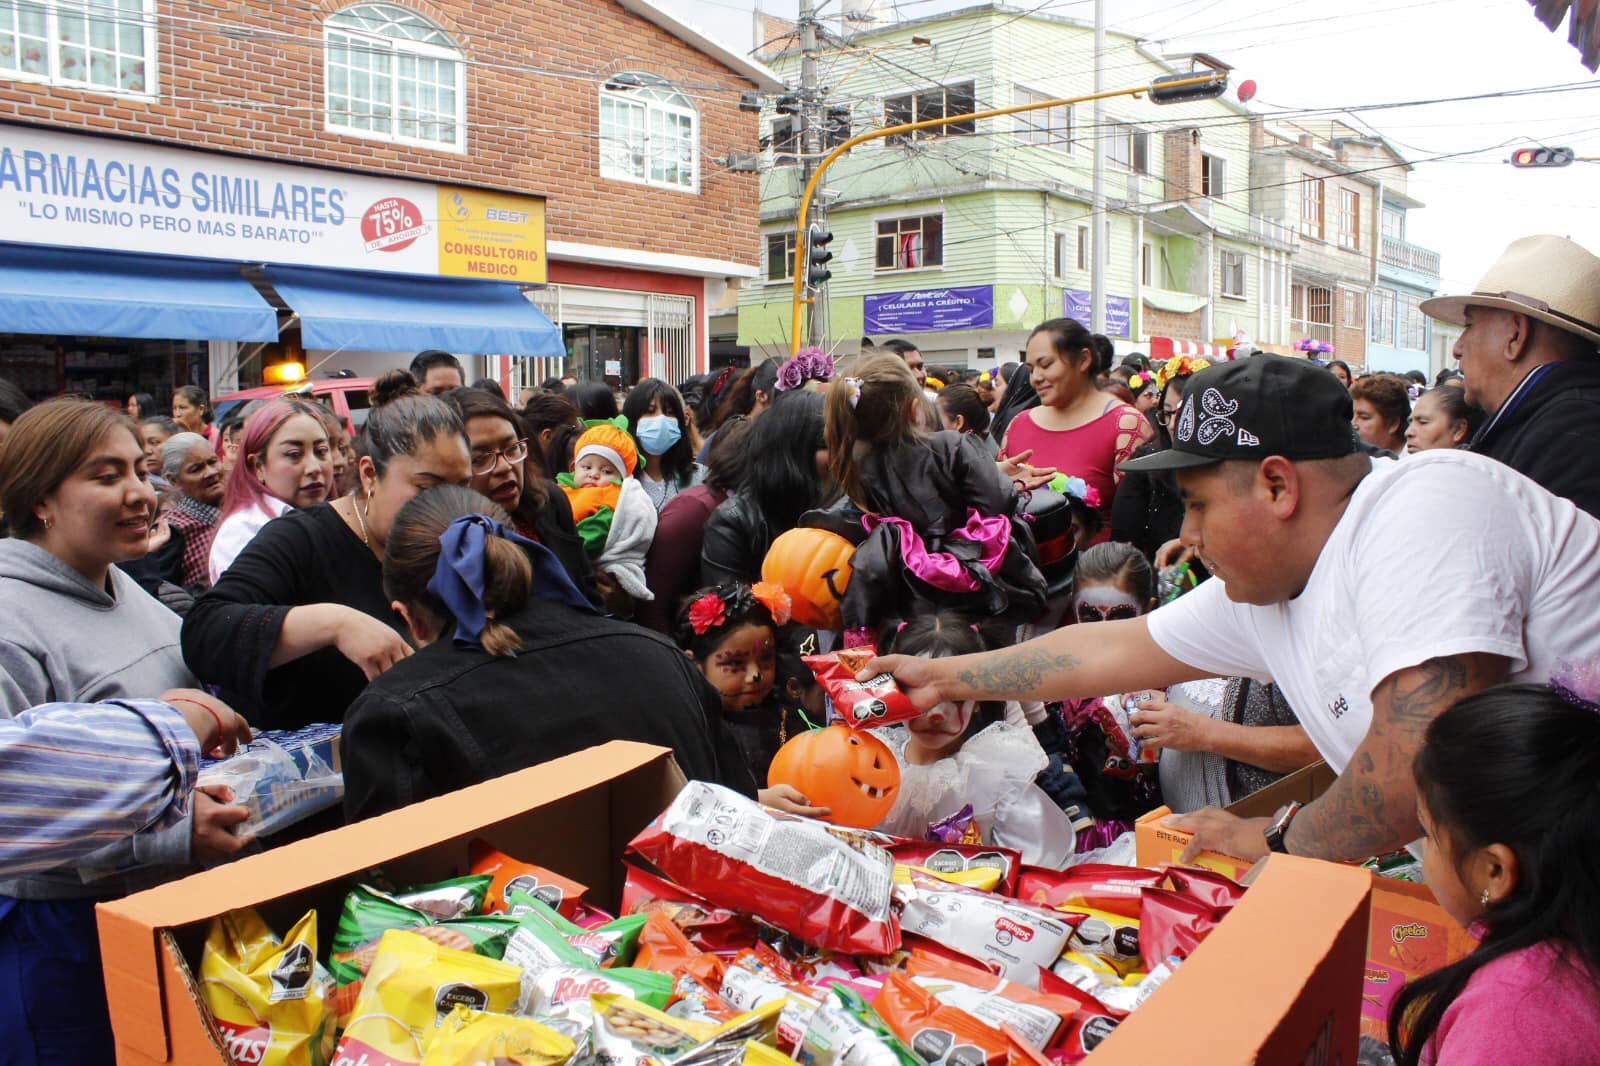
[470,840,588,917]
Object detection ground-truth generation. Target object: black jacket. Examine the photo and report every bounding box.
[340,602,758,821]
[1472,360,1600,519]
[1110,450,1184,560]
[527,479,602,609]
[700,492,771,587]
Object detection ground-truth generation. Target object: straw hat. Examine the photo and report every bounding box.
[1420,234,1600,346]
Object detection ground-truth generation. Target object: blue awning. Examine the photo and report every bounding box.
[0,243,278,341]
[264,266,561,356]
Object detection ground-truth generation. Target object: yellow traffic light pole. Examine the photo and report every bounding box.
[787,72,1228,356]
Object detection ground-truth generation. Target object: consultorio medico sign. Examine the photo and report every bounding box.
[0,123,547,284]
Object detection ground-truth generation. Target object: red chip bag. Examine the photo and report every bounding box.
[893,872,1078,985]
[873,971,1025,1066]
[1015,864,1163,920]
[633,910,726,988]
[620,864,759,955]
[805,649,918,729]
[1162,866,1245,911]
[889,842,1023,897]
[1035,969,1126,1063]
[628,782,900,956]
[469,840,588,917]
[1139,887,1226,967]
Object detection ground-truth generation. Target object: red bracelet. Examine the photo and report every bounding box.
[168,697,226,747]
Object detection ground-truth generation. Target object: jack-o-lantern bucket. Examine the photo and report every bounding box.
[761,527,855,631]
[767,724,900,828]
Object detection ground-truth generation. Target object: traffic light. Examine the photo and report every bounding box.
[1148,71,1228,104]
[1510,147,1574,168]
[806,222,834,287]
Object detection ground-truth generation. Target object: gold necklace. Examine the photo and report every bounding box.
[350,494,370,546]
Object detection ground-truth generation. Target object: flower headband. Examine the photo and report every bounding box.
[775,347,837,393]
[1153,355,1211,394]
[1294,338,1335,354]
[1127,372,1151,393]
[687,582,793,636]
[1049,473,1102,510]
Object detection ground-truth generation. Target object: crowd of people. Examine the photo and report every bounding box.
[0,233,1598,1062]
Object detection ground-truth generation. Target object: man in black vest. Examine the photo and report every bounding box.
[1422,234,1600,517]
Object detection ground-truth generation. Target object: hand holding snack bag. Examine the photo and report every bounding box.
[805,648,918,729]
[199,907,334,1066]
[627,782,900,956]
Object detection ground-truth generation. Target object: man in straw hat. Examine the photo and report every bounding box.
[1421,234,1600,517]
[862,355,1600,866]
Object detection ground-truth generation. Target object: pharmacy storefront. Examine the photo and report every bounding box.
[0,122,560,404]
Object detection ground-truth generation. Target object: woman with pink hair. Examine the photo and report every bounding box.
[206,398,332,583]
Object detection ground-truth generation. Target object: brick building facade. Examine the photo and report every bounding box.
[0,0,779,398]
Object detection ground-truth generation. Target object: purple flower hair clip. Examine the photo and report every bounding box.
[775,347,837,392]
[1549,658,1600,714]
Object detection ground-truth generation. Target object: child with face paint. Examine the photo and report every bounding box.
[873,612,1076,869]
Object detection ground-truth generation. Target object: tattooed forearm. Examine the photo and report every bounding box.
[1285,653,1505,862]
[955,648,1082,699]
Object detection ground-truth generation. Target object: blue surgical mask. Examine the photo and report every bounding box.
[635,414,682,456]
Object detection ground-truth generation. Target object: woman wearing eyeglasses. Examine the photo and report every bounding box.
[181,372,473,729]
[447,386,597,607]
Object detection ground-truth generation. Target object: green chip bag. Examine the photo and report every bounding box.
[797,986,923,1066]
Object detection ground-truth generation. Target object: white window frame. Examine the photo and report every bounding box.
[1201,153,1227,199]
[1013,85,1071,152]
[874,212,944,272]
[765,230,796,284]
[1336,188,1360,251]
[883,81,976,146]
[1141,241,1154,287]
[1053,231,1071,279]
[1106,121,1149,174]
[1076,225,1090,272]
[1299,175,1324,241]
[1,0,158,98]
[1397,291,1426,350]
[1381,206,1404,242]
[1220,249,1246,299]
[599,72,700,193]
[1371,287,1396,345]
[324,3,466,152]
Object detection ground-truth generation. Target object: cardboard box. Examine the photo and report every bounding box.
[1135,762,1477,1041]
[100,743,1374,1065]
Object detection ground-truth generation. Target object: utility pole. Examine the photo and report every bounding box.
[798,0,826,346]
[1090,0,1106,335]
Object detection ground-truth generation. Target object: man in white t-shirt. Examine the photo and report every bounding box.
[867,355,1600,864]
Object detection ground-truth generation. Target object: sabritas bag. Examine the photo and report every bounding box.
[199,908,334,1066]
[628,782,899,955]
[620,864,759,954]
[872,972,1020,1066]
[1015,864,1164,920]
[470,840,589,917]
[888,841,1023,896]
[891,872,1077,984]
[804,649,918,729]
[420,1006,575,1065]
[331,930,522,1066]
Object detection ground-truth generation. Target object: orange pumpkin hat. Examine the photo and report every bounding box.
[573,423,638,479]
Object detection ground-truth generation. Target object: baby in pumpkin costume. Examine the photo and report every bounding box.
[557,420,658,601]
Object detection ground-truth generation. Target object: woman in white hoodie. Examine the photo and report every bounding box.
[0,398,250,1064]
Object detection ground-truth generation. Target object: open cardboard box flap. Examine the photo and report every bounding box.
[98,741,685,1064]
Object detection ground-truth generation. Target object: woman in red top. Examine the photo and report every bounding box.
[999,318,1152,542]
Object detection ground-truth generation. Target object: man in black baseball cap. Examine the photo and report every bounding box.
[862,354,1600,868]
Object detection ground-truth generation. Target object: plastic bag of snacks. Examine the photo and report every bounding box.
[804,648,918,729]
[419,1005,575,1065]
[795,985,922,1066]
[328,882,518,1026]
[331,929,522,1066]
[627,782,899,955]
[718,946,824,1052]
[874,971,1043,1066]
[891,863,1003,893]
[470,840,590,917]
[891,872,1076,984]
[506,892,646,973]
[621,864,761,954]
[389,873,493,920]
[1015,864,1164,921]
[198,907,334,1066]
[887,841,1022,896]
[589,994,781,1066]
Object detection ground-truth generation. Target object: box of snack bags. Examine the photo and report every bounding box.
[1135,761,1477,1042]
[98,742,1372,1065]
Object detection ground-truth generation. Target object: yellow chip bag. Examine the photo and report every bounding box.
[420,1005,576,1065]
[743,1042,802,1066]
[332,929,523,1066]
[589,994,782,1066]
[199,907,334,1066]
[891,864,1004,892]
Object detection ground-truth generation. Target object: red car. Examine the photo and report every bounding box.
[213,375,376,435]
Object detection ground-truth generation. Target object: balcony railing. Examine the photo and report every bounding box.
[1250,214,1297,249]
[1291,319,1335,345]
[1380,236,1441,279]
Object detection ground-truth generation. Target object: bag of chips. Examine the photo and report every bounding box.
[891,872,1077,985]
[628,782,900,956]
[1138,887,1225,967]
[1161,866,1245,911]
[1015,865,1163,920]
[621,864,761,954]
[795,985,922,1066]
[1061,907,1142,977]
[420,1006,575,1066]
[887,842,1022,896]
[470,840,589,917]
[872,972,1021,1066]
[524,965,674,1054]
[892,864,1002,893]
[804,649,918,729]
[199,907,334,1066]
[509,892,646,970]
[589,994,781,1066]
[391,873,493,920]
[331,930,523,1066]
[719,945,824,1052]
[328,883,518,1026]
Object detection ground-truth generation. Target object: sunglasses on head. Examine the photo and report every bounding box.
[1075,602,1141,624]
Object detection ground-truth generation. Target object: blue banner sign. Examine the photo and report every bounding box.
[864,285,994,333]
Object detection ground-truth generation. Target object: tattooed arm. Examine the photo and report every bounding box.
[864,617,1210,710]
[1171,653,1508,864]
[1283,652,1507,861]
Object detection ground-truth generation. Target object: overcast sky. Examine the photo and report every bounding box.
[664,0,1600,292]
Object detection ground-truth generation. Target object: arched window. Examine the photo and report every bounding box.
[599,72,698,192]
[324,3,464,150]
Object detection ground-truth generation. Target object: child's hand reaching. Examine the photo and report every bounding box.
[998,448,1058,490]
[758,784,832,819]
